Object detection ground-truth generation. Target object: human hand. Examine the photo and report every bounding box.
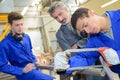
[23,63,35,73]
[102,48,120,65]
[54,51,70,72]
[35,62,41,66]
[71,44,78,49]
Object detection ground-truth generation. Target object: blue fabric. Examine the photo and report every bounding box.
[16,69,53,80]
[68,9,120,75]
[0,33,54,80]
[56,23,87,51]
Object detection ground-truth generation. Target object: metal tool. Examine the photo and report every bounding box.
[65,47,112,66]
[37,47,114,80]
[64,47,114,80]
[65,48,99,53]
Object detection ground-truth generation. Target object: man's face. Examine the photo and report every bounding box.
[51,7,70,25]
[10,19,24,35]
[76,16,101,34]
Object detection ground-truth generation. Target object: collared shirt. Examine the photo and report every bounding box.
[56,23,87,51]
[102,13,114,39]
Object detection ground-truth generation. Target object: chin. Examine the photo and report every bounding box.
[18,32,23,34]
[90,32,97,34]
[62,22,68,25]
[62,23,67,25]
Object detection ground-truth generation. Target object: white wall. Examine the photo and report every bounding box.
[23,16,44,55]
[26,31,44,55]
[42,11,61,53]
[0,0,14,13]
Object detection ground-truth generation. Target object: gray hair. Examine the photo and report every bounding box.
[48,2,67,15]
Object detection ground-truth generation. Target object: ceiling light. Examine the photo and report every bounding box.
[21,7,29,16]
[101,0,118,8]
[31,0,40,6]
[79,0,88,4]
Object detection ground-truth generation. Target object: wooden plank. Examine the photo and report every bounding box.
[0,72,16,80]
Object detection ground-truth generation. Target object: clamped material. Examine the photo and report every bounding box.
[65,47,114,80]
[37,47,115,80]
[65,47,112,66]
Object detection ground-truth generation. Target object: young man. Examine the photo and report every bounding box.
[0,12,54,80]
[70,8,120,77]
[48,2,108,80]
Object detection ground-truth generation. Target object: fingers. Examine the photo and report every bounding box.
[35,62,41,66]
[23,63,35,73]
[71,44,77,49]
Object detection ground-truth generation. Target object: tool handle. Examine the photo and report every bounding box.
[65,47,112,66]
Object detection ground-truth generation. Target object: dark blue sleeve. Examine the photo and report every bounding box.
[69,36,102,67]
[78,39,100,65]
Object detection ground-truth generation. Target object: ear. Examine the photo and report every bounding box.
[88,10,95,16]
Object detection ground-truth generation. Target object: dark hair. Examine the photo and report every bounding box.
[71,8,89,29]
[8,12,23,25]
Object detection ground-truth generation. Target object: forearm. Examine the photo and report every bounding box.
[0,64,24,76]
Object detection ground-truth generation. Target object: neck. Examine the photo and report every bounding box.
[68,16,71,23]
[101,16,110,31]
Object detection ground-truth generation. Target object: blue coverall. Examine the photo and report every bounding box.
[69,9,120,77]
[0,33,54,80]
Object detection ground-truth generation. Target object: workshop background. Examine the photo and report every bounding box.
[0,0,120,80]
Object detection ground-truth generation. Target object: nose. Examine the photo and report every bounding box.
[18,24,23,30]
[19,25,22,28]
[84,28,90,34]
[57,16,63,22]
